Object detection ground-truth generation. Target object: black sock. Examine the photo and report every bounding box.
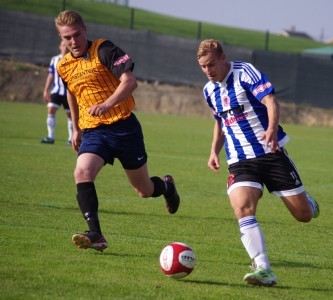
[150,176,167,197]
[76,182,102,234]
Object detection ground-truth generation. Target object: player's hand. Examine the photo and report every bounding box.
[208,154,220,174]
[43,92,51,102]
[88,104,108,117]
[260,128,280,153]
[71,131,82,153]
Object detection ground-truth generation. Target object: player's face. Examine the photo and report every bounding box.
[198,51,229,82]
[58,24,88,58]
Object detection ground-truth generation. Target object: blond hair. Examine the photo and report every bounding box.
[197,39,224,59]
[54,10,85,30]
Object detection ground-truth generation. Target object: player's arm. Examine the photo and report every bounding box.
[88,40,137,117]
[43,73,54,101]
[66,90,81,152]
[261,93,280,152]
[88,70,137,117]
[208,119,224,173]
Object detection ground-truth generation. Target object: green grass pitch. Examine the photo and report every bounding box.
[0,102,332,299]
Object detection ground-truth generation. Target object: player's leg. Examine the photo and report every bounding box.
[62,96,73,145]
[268,148,320,221]
[281,192,319,221]
[124,164,180,214]
[227,159,277,286]
[72,153,108,252]
[40,104,58,143]
[65,109,73,145]
[124,163,154,197]
[229,185,277,286]
[116,113,180,214]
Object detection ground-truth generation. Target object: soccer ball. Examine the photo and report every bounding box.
[159,242,196,279]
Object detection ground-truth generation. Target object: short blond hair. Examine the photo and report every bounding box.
[197,39,224,59]
[54,10,85,30]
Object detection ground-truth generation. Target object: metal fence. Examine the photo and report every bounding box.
[1,9,332,108]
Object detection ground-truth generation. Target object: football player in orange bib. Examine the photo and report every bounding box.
[55,10,180,252]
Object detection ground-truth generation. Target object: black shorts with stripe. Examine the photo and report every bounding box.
[227,148,304,196]
[50,93,69,110]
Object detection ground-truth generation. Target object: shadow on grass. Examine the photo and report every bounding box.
[34,203,77,210]
[184,278,333,292]
[97,251,151,258]
[183,278,292,289]
[274,259,333,271]
[186,279,333,292]
[33,202,233,221]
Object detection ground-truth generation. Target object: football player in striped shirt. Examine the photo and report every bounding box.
[54,10,180,252]
[197,39,319,286]
[40,41,73,145]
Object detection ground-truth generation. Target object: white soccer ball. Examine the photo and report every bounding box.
[159,242,196,279]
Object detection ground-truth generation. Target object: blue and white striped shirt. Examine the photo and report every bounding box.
[203,61,289,165]
[48,54,66,96]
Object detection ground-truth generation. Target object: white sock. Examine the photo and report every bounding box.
[67,118,73,141]
[47,114,56,139]
[306,192,316,216]
[239,216,271,270]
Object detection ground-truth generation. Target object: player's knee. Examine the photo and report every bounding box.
[232,207,256,219]
[74,167,93,182]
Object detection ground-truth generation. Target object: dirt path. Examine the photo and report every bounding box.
[1,60,332,127]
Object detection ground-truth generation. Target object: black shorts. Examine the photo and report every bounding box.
[78,113,147,170]
[227,148,305,197]
[48,93,69,110]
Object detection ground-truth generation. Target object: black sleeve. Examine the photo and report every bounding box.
[98,40,134,79]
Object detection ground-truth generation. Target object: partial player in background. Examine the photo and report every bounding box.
[196,39,320,287]
[40,41,73,145]
[54,10,180,252]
